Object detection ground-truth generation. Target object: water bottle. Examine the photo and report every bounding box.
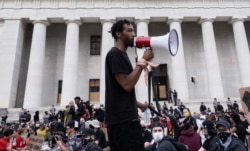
[144,108,151,126]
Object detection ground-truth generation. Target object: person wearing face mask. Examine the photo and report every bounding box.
[89,119,107,150]
[182,108,198,131]
[79,117,86,130]
[145,122,178,151]
[79,128,102,151]
[198,120,218,151]
[210,120,247,151]
[12,127,28,150]
[36,123,49,140]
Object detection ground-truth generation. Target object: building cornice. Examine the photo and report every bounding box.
[0,0,250,9]
[0,1,249,23]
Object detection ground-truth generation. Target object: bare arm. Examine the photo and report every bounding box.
[115,66,144,92]
[115,48,154,92]
[246,112,250,125]
[137,101,148,112]
[6,137,13,151]
[56,140,68,151]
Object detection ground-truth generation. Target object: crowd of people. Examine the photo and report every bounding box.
[1,18,249,151]
[0,97,248,151]
[0,96,107,151]
[141,99,249,151]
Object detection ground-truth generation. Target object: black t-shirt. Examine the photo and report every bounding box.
[142,129,153,143]
[200,105,207,112]
[105,47,138,125]
[235,124,247,144]
[95,108,104,123]
[203,135,219,150]
[239,120,249,129]
[95,128,107,149]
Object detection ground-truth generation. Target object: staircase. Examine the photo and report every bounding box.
[0,99,243,124]
[0,106,64,124]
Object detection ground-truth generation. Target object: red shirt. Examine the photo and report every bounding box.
[0,137,10,151]
[13,135,26,149]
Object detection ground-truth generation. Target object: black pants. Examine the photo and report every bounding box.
[1,116,7,123]
[173,97,177,106]
[107,120,144,151]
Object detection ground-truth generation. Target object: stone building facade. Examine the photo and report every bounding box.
[0,0,250,108]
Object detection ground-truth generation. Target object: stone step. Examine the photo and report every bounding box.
[1,99,243,124]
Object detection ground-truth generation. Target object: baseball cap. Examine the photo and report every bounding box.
[216,120,230,128]
[90,120,100,128]
[202,120,214,129]
[80,128,95,136]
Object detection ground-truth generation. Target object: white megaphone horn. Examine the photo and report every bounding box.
[134,29,179,56]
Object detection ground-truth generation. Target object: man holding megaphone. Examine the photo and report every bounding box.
[105,19,154,151]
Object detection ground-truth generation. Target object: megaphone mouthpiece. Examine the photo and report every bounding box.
[135,37,151,48]
[134,29,179,56]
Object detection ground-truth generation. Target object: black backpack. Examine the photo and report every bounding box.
[161,136,188,151]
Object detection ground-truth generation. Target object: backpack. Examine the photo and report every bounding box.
[161,136,188,151]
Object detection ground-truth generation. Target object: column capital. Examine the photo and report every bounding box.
[2,17,22,21]
[2,18,27,26]
[229,17,246,24]
[100,19,115,24]
[199,18,215,24]
[65,19,82,25]
[134,19,150,24]
[168,18,182,24]
[32,20,50,26]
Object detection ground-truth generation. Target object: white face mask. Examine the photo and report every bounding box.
[153,132,164,142]
[21,134,27,140]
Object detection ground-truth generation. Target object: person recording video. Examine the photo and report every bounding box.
[105,19,154,151]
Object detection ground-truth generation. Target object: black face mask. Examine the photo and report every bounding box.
[82,138,92,147]
[89,125,95,129]
[218,132,230,143]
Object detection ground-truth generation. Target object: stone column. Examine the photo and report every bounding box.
[0,19,26,107]
[230,18,250,87]
[135,19,149,102]
[60,20,81,107]
[199,18,224,98]
[23,20,50,108]
[99,19,114,106]
[168,19,189,100]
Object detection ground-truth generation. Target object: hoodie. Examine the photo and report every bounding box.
[178,128,201,151]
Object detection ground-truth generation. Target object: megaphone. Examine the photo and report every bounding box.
[135,29,179,56]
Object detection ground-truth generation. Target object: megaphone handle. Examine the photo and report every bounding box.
[148,64,152,71]
[142,46,152,71]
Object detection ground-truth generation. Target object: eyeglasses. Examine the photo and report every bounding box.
[66,127,70,130]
